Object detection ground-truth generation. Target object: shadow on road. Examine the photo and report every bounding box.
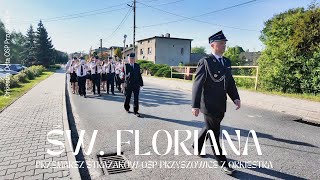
[81,86,191,108]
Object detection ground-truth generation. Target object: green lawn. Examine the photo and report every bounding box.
[0,71,54,111]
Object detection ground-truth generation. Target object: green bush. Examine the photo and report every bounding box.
[163,70,171,78]
[15,72,28,83]
[155,66,171,77]
[0,65,46,92]
[9,75,21,88]
[24,69,35,80]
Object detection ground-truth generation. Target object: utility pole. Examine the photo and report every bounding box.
[133,0,136,55]
[100,39,102,59]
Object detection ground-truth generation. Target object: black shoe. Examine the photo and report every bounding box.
[84,95,87,98]
[98,94,101,96]
[134,112,142,117]
[221,165,235,175]
[191,144,206,158]
[112,92,115,95]
[107,92,109,94]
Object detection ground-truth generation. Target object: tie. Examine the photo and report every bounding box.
[80,65,83,76]
[95,65,97,74]
[131,63,134,69]
[109,64,111,73]
[218,58,224,66]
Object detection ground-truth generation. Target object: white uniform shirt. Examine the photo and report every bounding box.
[90,61,102,74]
[69,64,77,73]
[106,62,115,73]
[76,63,88,77]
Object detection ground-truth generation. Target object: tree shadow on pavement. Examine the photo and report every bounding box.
[83,86,191,108]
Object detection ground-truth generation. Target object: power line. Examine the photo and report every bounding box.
[8,3,130,24]
[42,3,129,21]
[137,0,260,31]
[102,5,133,45]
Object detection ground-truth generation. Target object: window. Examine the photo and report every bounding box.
[140,49,144,55]
[148,47,152,54]
[181,48,184,55]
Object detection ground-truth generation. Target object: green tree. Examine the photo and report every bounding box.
[0,19,7,63]
[224,46,245,65]
[258,3,320,94]
[35,20,54,67]
[23,25,37,66]
[10,31,26,64]
[191,46,206,54]
[114,48,122,59]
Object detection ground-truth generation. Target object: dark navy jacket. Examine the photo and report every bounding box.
[192,54,240,113]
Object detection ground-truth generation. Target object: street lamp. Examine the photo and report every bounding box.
[123,34,127,59]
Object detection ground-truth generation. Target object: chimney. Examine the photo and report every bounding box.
[165,33,170,38]
[130,44,133,47]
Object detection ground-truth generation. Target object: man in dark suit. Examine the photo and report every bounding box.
[124,53,144,117]
[192,31,241,175]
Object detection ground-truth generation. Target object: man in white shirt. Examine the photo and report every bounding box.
[90,56,102,96]
[77,57,88,98]
[106,57,116,95]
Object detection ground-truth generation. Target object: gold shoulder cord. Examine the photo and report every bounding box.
[204,59,226,90]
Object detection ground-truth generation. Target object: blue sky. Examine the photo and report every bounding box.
[0,0,317,53]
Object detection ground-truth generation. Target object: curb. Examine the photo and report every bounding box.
[62,73,82,180]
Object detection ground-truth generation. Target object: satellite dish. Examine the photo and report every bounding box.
[124,34,127,38]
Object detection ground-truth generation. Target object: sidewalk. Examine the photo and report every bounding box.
[143,76,320,123]
[0,71,80,180]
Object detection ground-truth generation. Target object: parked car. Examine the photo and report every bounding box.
[0,67,18,76]
[0,64,25,72]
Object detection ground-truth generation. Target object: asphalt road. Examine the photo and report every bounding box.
[68,78,320,180]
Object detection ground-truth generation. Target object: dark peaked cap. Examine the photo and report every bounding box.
[209,30,228,44]
[129,53,135,57]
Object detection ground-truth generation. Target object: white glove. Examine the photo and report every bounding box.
[140,86,144,91]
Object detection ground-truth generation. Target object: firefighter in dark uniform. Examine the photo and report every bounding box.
[192,31,241,175]
[124,53,144,117]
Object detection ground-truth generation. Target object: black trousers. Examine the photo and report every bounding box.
[107,73,115,93]
[92,74,101,94]
[78,76,86,96]
[124,86,140,113]
[115,74,121,91]
[197,112,227,162]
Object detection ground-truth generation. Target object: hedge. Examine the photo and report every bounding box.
[0,65,46,94]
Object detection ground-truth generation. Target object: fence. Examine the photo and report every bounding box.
[170,65,259,90]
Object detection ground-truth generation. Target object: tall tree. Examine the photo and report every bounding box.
[191,46,206,54]
[258,3,320,94]
[35,20,53,67]
[0,19,6,63]
[10,31,27,64]
[114,48,122,59]
[224,46,245,65]
[23,25,36,66]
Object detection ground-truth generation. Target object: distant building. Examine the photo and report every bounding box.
[239,52,261,66]
[122,45,137,60]
[136,33,192,66]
